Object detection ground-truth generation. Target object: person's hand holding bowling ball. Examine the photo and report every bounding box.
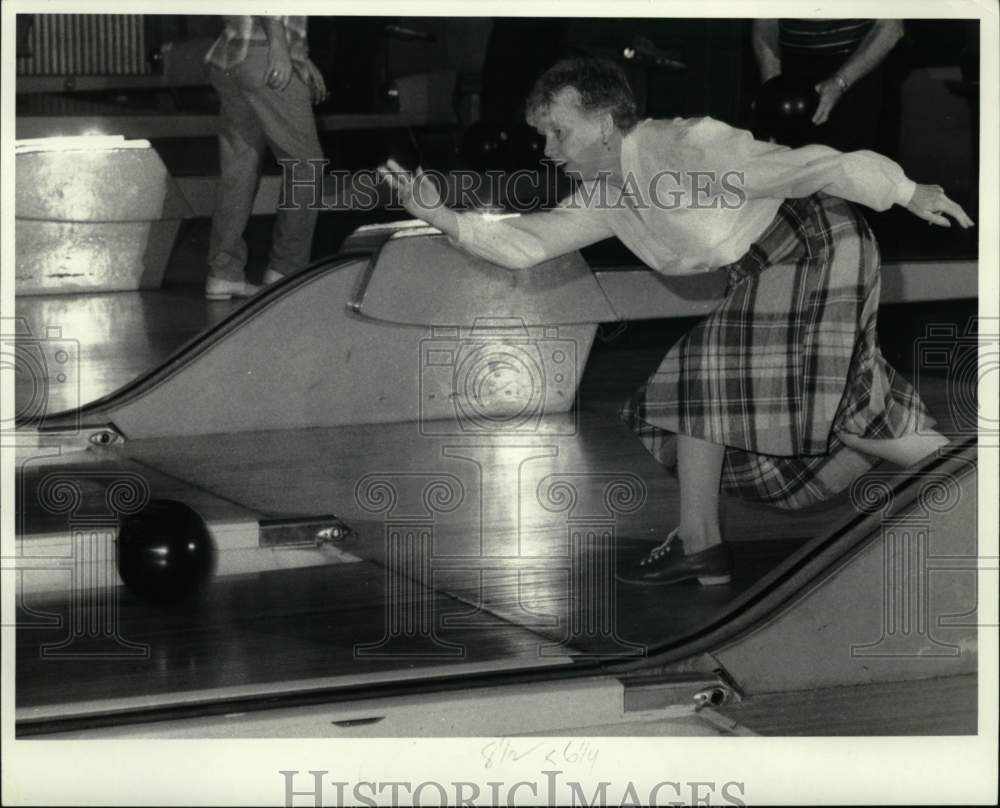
[812,74,849,125]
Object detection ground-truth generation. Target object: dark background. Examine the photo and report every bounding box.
[15,15,980,261]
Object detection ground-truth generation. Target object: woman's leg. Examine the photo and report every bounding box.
[677,434,726,553]
[836,428,949,467]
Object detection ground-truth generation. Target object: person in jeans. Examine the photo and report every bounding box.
[204,16,327,300]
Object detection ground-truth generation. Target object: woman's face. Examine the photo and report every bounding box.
[531,87,611,180]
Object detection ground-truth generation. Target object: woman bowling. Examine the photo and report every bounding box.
[378,57,973,586]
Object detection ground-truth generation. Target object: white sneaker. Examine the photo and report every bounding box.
[263,268,286,285]
[205,277,264,301]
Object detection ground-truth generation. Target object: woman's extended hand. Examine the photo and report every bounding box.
[905,184,975,228]
[377,158,443,222]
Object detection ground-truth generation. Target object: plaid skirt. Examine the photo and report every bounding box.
[619,193,934,510]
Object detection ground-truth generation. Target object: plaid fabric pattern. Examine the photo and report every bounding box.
[620,193,934,510]
[205,16,309,72]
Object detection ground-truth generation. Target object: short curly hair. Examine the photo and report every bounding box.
[524,57,639,133]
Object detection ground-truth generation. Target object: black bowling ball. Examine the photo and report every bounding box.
[755,75,820,147]
[116,499,217,603]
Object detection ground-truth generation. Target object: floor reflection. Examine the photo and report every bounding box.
[13,288,242,414]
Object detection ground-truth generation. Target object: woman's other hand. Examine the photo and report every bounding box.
[905,184,975,228]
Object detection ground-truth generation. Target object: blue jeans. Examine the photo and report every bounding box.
[208,48,323,281]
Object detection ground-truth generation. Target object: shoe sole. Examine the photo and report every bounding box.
[615,572,732,587]
[697,573,733,586]
[206,291,260,301]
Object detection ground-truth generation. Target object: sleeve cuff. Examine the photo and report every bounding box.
[896,178,918,207]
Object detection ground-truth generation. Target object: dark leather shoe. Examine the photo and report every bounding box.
[617,530,734,586]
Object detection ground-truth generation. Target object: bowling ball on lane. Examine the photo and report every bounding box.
[755,75,821,147]
[116,499,217,603]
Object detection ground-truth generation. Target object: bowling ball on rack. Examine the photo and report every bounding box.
[755,75,821,147]
[116,499,217,603]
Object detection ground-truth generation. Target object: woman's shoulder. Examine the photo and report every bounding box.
[635,116,745,145]
[631,117,751,166]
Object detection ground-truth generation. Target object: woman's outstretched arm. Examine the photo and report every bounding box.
[378,159,614,269]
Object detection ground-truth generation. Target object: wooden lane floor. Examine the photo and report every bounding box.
[715,673,977,735]
[14,288,978,718]
[16,560,576,723]
[13,286,245,416]
[15,402,935,716]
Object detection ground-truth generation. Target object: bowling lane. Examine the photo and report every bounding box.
[18,439,977,735]
[104,406,868,651]
[16,407,825,727]
[716,674,977,735]
[16,560,574,728]
[15,275,977,726]
[20,400,956,726]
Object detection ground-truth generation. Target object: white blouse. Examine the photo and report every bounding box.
[455,117,917,274]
